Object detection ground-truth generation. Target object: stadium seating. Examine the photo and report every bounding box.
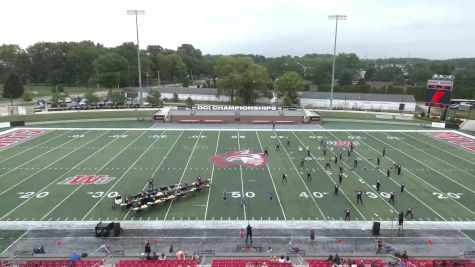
[212,259,293,267]
[19,259,102,267]
[115,259,198,267]
[401,259,474,267]
[307,259,385,267]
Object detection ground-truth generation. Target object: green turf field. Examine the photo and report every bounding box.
[0,128,473,222]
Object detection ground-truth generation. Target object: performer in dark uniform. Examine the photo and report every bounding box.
[282,173,287,182]
[148,179,154,191]
[400,183,405,193]
[405,207,414,219]
[264,147,269,156]
[397,164,402,175]
[325,160,331,170]
[389,191,396,204]
[353,158,358,169]
[338,172,343,184]
[387,168,391,178]
[356,190,363,204]
[334,184,339,196]
[344,208,351,221]
[377,156,381,168]
[382,147,386,157]
[376,179,381,191]
[300,157,305,167]
[276,143,280,151]
[334,156,338,164]
[306,170,312,181]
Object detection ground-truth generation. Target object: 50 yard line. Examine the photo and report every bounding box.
[237,130,247,221]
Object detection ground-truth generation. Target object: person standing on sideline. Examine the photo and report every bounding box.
[400,183,405,193]
[282,173,287,182]
[344,208,351,221]
[246,224,253,244]
[272,122,275,130]
[144,240,151,258]
[310,230,315,246]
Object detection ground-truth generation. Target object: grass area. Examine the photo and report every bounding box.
[0,128,473,222]
[317,111,424,122]
[0,230,26,254]
[461,230,475,242]
[0,110,156,123]
[1,84,96,102]
[321,121,426,130]
[27,120,155,128]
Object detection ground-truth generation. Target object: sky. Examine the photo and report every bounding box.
[1,0,474,59]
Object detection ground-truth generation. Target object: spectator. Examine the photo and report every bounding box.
[310,230,315,245]
[334,254,341,264]
[176,251,185,260]
[327,255,334,263]
[169,244,174,253]
[358,260,365,267]
[279,256,285,263]
[267,246,273,253]
[152,252,159,260]
[192,252,200,262]
[270,256,278,263]
[351,261,357,267]
[246,261,252,267]
[246,224,253,244]
[160,253,166,260]
[402,251,408,260]
[285,257,291,264]
[144,240,151,258]
[240,228,245,238]
[261,262,268,267]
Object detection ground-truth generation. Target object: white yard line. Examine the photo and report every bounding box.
[163,131,203,220]
[317,132,399,214]
[0,229,29,255]
[0,130,72,164]
[122,130,184,220]
[255,131,287,220]
[81,130,162,220]
[366,132,475,213]
[334,131,446,221]
[0,130,113,220]
[271,131,327,220]
[40,130,148,221]
[204,131,221,220]
[0,130,102,196]
[0,130,82,179]
[237,130,247,221]
[292,131,367,220]
[412,132,475,162]
[402,133,475,170]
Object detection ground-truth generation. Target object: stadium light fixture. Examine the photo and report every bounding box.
[127,9,145,107]
[328,14,346,110]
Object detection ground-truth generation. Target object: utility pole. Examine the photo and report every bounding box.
[328,14,346,110]
[127,9,145,107]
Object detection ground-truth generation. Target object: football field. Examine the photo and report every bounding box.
[0,127,474,223]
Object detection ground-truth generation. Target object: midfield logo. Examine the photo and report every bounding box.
[210,150,269,168]
[58,175,115,185]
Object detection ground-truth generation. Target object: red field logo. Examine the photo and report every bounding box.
[210,150,269,168]
[326,141,359,147]
[58,175,115,185]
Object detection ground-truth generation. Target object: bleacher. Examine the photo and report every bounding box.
[19,259,102,267]
[115,259,198,267]
[307,259,385,267]
[212,259,292,267]
[402,259,474,267]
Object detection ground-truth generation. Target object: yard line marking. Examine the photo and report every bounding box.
[0,130,72,165]
[398,133,475,184]
[121,131,183,220]
[273,131,326,221]
[292,131,366,220]
[255,131,287,220]
[345,131,446,221]
[0,229,29,255]
[366,132,475,214]
[236,131,247,220]
[40,130,141,221]
[204,131,221,220]
[322,132,399,215]
[0,130,107,198]
[0,130,84,180]
[164,131,203,220]
[81,130,164,221]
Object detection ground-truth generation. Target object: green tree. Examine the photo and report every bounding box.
[110,91,125,106]
[147,90,162,106]
[274,71,304,105]
[93,53,129,88]
[214,56,270,105]
[185,96,194,106]
[2,72,24,104]
[338,69,354,86]
[177,44,205,77]
[156,53,187,82]
[84,89,100,106]
[22,91,33,103]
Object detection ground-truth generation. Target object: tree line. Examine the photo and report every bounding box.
[1,41,474,104]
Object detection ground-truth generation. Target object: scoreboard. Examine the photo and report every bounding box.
[425,79,453,109]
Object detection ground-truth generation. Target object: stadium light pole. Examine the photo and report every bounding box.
[127,9,145,107]
[328,14,346,110]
